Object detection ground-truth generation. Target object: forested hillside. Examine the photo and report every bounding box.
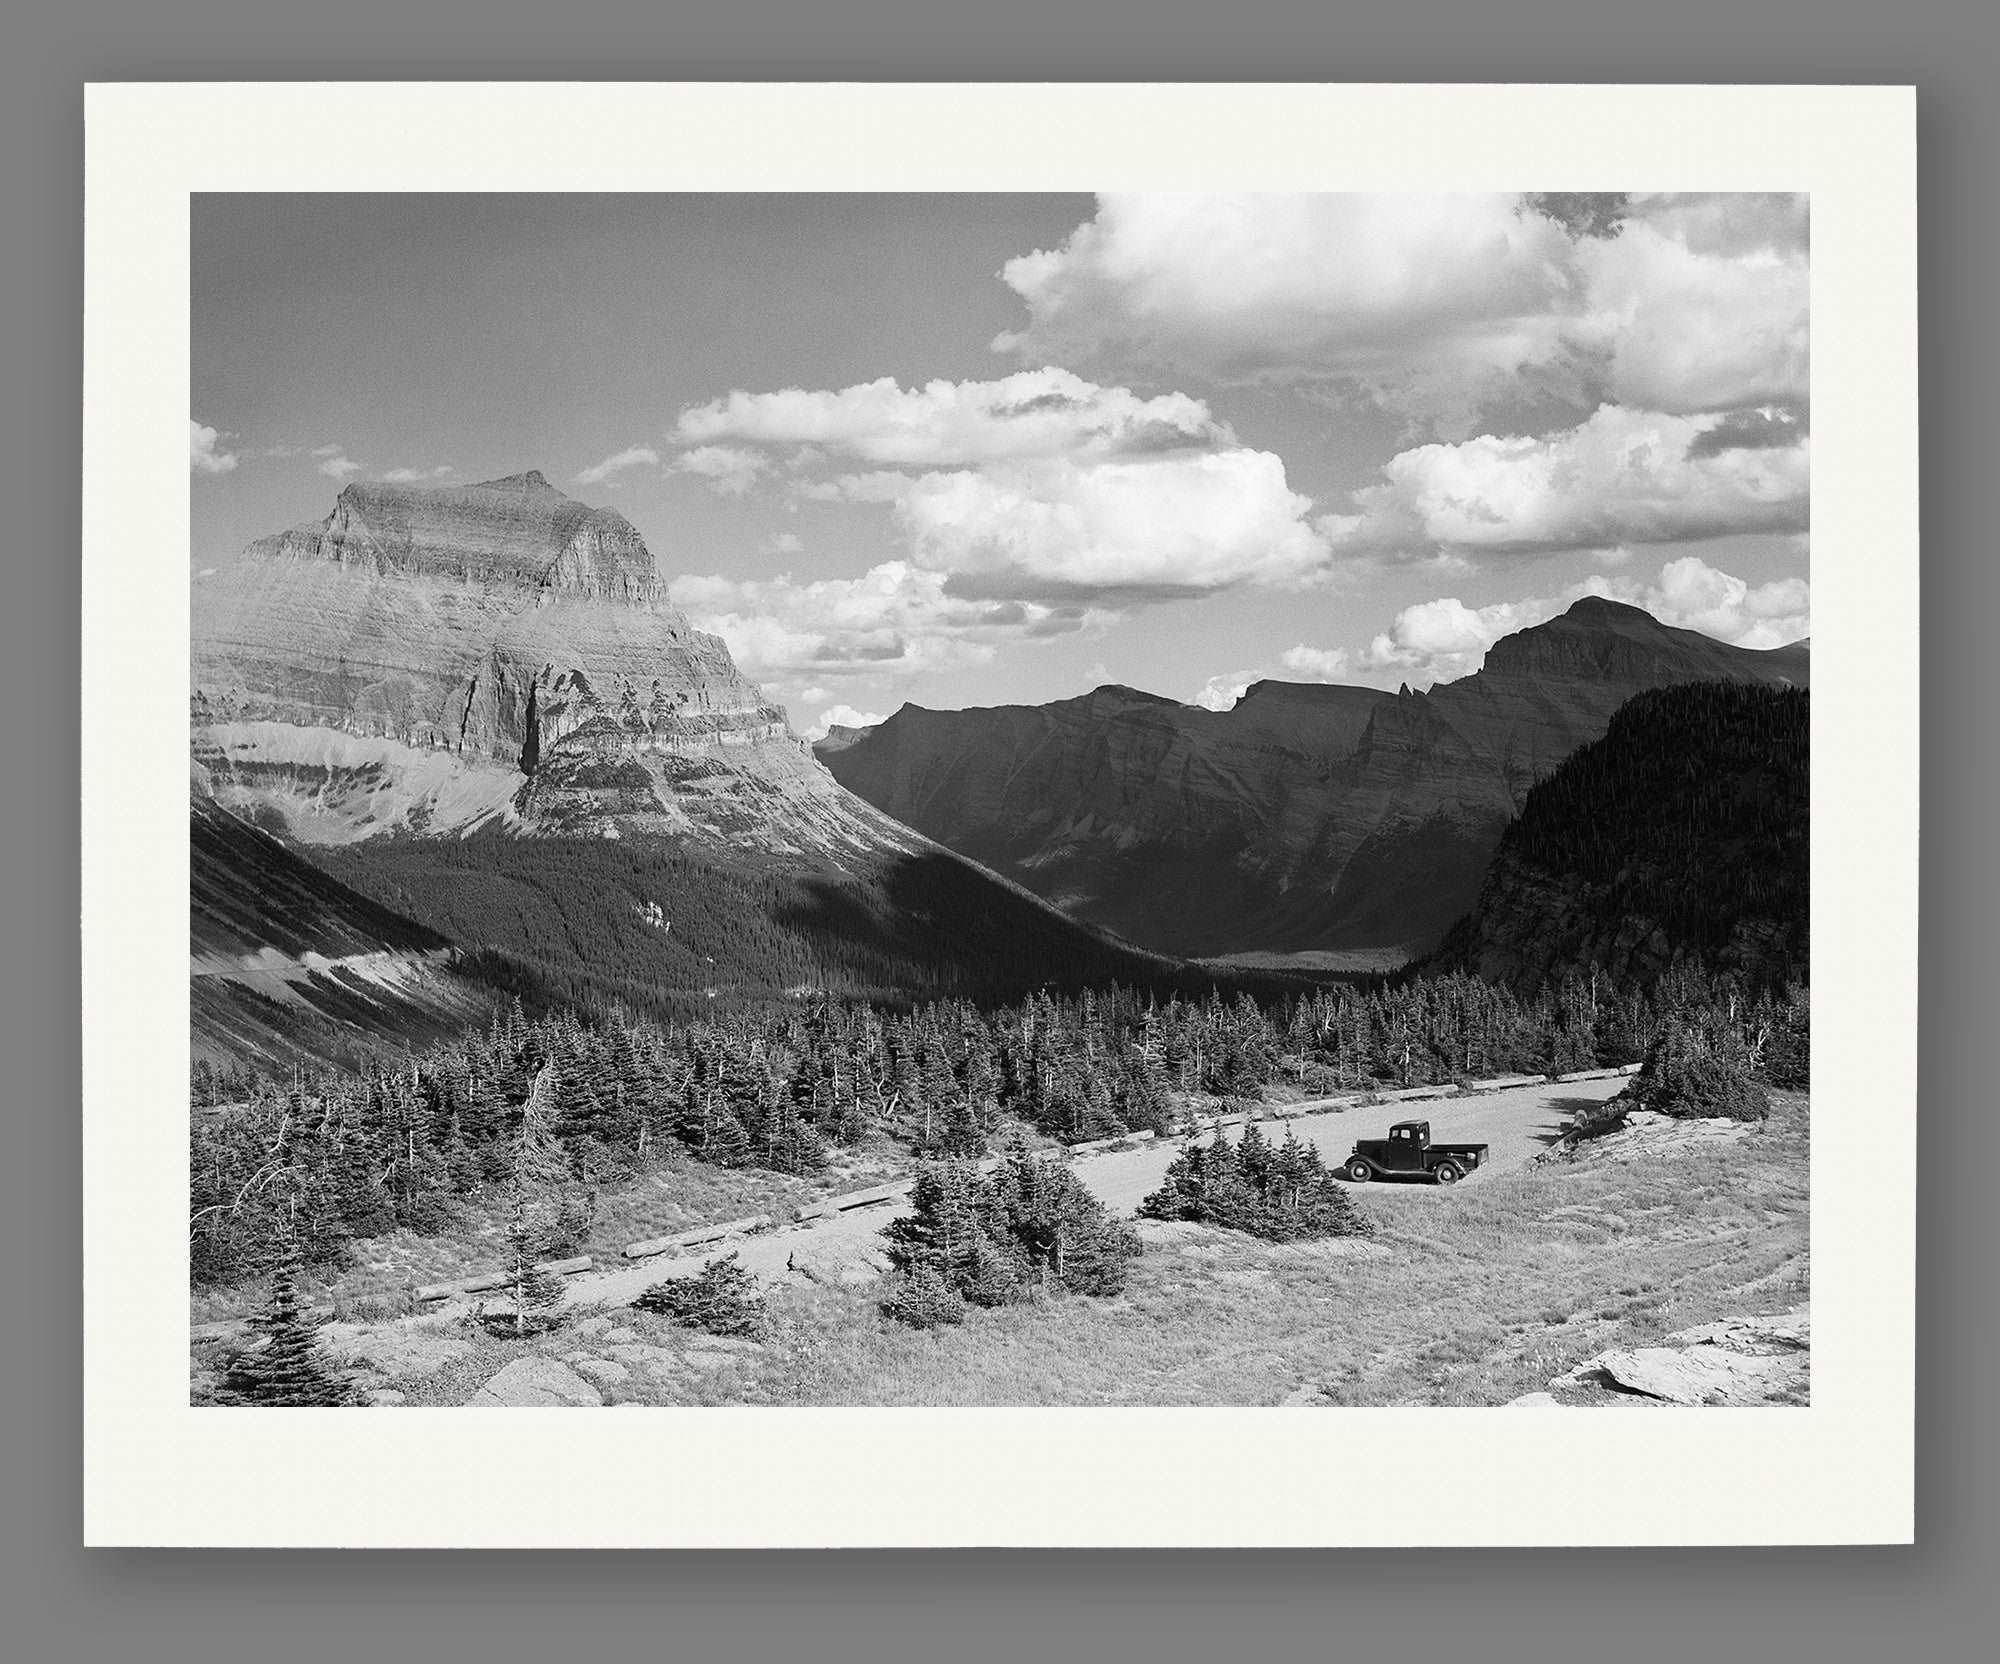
[310,834,1193,1021]
[191,963,1806,1287]
[1429,682,1808,993]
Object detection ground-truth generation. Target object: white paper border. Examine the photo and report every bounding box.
[83,82,1917,1547]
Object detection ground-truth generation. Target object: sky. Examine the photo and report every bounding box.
[192,192,1809,737]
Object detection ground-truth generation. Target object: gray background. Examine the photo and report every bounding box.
[4,2,1991,1659]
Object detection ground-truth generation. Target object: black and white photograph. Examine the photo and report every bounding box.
[185,187,1814,1412]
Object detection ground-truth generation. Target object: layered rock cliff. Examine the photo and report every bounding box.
[192,472,918,858]
[818,599,1809,958]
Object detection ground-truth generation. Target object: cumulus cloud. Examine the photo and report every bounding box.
[991,192,1807,427]
[574,445,661,486]
[1191,670,1264,712]
[1573,201,1808,416]
[1278,644,1352,680]
[191,421,238,475]
[891,449,1330,602]
[674,368,1228,467]
[804,704,888,741]
[673,444,771,496]
[379,465,454,484]
[1356,555,1810,685]
[995,196,1577,422]
[670,560,1110,683]
[666,370,1330,605]
[1358,595,1563,683]
[1320,403,1808,563]
[766,531,804,555]
[313,445,363,480]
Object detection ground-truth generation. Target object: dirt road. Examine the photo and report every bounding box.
[536,1073,1630,1312]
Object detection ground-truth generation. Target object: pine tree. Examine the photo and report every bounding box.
[1139,1126,1371,1243]
[214,1223,358,1407]
[494,1062,579,1336]
[991,1147,1141,1298]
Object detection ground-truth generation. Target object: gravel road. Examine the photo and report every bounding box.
[536,1073,1631,1312]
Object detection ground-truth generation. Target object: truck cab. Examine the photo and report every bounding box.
[1375,1121,1433,1172]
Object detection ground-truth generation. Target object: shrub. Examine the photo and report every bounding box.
[879,1265,968,1329]
[1139,1124,1373,1242]
[1625,1019,1769,1122]
[990,1145,1142,1297]
[633,1252,766,1337]
[878,1149,1142,1324]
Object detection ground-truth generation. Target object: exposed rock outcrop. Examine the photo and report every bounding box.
[193,472,918,858]
[818,599,1808,957]
[466,1355,604,1407]
[1548,1308,1809,1406]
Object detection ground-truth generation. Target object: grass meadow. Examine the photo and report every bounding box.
[255,1091,1807,1408]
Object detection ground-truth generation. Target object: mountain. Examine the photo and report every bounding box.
[817,598,1808,959]
[192,472,1186,1046]
[191,784,501,1071]
[193,470,915,856]
[1426,682,1809,993]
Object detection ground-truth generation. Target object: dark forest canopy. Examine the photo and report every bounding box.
[1427,682,1807,994]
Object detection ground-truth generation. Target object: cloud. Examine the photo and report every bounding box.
[1358,595,1562,683]
[1573,202,1808,415]
[1191,670,1263,712]
[1639,554,1810,648]
[668,370,1329,604]
[1356,555,1810,685]
[804,704,887,741]
[673,444,770,496]
[991,193,1807,427]
[1191,644,1352,710]
[190,421,238,475]
[574,445,662,486]
[1320,404,1808,563]
[766,531,804,555]
[1683,404,1806,459]
[889,449,1331,602]
[380,465,455,484]
[1278,644,1352,680]
[315,447,363,480]
[670,560,1110,682]
[673,367,1228,468]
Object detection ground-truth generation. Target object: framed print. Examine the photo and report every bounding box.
[82,81,1916,1546]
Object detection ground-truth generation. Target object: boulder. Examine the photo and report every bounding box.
[781,1237,892,1288]
[1587,1344,1797,1406]
[466,1356,603,1408]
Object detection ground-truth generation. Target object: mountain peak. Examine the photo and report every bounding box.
[469,469,558,493]
[1559,594,1657,625]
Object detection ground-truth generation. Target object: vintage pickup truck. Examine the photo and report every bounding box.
[1343,1120,1488,1185]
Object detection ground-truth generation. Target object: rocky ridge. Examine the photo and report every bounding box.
[818,599,1808,957]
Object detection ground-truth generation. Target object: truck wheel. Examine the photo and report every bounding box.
[1345,1159,1371,1182]
[1433,1162,1462,1185]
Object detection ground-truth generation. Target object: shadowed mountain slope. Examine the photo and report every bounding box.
[1425,681,1809,994]
[818,599,1808,958]
[191,791,501,1071]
